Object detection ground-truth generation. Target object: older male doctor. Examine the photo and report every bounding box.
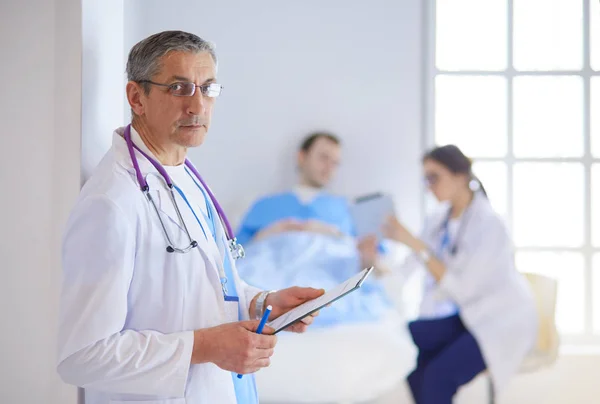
[56,31,324,404]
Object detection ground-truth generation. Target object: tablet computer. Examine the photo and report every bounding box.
[349,193,395,239]
[267,267,374,334]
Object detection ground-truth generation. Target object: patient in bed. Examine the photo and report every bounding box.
[236,131,392,327]
[236,132,375,254]
[236,132,417,403]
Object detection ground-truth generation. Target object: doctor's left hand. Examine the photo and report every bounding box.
[266,287,325,333]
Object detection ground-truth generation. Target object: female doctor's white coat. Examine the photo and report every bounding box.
[57,126,263,404]
[399,192,538,394]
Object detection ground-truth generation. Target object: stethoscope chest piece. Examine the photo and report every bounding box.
[229,239,245,260]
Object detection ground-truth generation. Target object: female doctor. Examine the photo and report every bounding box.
[383,145,537,404]
[56,31,324,404]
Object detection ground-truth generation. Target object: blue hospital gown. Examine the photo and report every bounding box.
[236,191,354,245]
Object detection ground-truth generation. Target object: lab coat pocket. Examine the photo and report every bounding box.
[109,399,186,404]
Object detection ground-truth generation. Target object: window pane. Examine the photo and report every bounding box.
[472,161,507,216]
[435,76,507,157]
[516,252,584,335]
[590,78,600,157]
[513,0,583,71]
[513,76,583,158]
[593,254,600,334]
[593,164,600,247]
[513,163,584,247]
[436,0,507,71]
[591,0,600,70]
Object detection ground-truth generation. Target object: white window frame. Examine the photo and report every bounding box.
[424,0,600,345]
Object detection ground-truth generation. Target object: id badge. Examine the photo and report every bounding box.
[223,295,240,322]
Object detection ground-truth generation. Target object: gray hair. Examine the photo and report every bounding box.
[126,30,217,94]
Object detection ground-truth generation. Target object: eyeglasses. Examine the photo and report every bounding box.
[424,173,440,186]
[138,80,224,98]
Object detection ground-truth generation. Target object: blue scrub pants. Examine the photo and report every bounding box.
[407,314,486,404]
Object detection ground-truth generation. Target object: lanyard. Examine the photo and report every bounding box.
[176,172,258,403]
[437,219,452,257]
[173,169,240,302]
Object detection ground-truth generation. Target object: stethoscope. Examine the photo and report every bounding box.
[437,196,475,257]
[123,124,245,263]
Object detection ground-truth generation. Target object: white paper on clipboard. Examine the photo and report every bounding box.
[267,267,374,334]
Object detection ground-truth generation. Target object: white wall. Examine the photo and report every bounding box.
[0,0,80,403]
[81,0,125,183]
[124,0,424,230]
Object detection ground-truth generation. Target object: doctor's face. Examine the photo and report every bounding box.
[298,137,341,188]
[134,51,217,148]
[423,159,467,202]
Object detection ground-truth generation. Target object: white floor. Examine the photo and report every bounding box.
[371,374,490,404]
[370,352,600,404]
[262,373,491,404]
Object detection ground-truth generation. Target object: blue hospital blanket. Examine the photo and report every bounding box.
[236,232,393,328]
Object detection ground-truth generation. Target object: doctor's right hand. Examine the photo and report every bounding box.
[191,320,277,374]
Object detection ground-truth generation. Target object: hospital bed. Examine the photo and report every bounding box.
[228,206,419,403]
[256,309,417,404]
[248,247,419,404]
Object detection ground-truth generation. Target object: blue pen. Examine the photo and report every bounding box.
[237,305,272,379]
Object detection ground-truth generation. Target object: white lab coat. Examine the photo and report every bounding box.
[57,126,262,404]
[399,192,537,394]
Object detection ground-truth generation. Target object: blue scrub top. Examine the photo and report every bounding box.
[236,191,354,246]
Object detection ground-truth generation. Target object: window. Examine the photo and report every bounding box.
[427,0,598,343]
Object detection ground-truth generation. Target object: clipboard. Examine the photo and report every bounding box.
[349,193,395,239]
[267,267,375,334]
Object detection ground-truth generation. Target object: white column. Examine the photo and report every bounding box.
[81,0,126,183]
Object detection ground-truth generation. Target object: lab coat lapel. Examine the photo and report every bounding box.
[149,173,225,284]
[181,159,229,279]
[112,128,156,179]
[112,128,189,235]
[145,175,189,235]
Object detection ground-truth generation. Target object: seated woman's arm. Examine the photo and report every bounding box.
[384,215,513,305]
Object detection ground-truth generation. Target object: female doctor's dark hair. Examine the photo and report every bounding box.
[423,144,488,198]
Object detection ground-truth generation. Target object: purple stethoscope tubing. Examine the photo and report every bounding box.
[123,124,244,258]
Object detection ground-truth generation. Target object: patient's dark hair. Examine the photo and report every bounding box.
[423,144,487,197]
[299,132,341,153]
